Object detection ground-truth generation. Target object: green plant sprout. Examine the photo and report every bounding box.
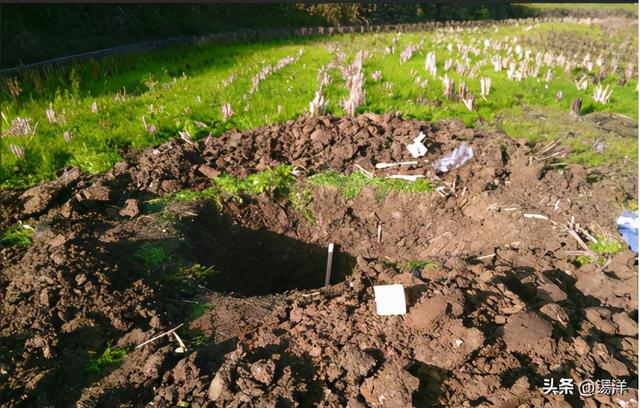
[135,243,169,267]
[173,264,220,284]
[383,258,439,273]
[86,345,127,374]
[1,223,34,247]
[574,233,624,267]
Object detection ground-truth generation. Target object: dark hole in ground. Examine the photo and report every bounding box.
[408,361,449,407]
[181,204,356,296]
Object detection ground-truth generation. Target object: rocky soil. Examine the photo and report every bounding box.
[0,114,637,407]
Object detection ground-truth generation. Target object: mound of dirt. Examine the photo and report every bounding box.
[0,114,637,407]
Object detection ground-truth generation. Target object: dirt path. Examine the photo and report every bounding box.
[0,114,637,407]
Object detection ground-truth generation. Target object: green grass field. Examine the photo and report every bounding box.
[1,19,637,188]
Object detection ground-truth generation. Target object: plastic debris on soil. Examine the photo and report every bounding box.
[386,174,425,182]
[617,210,639,253]
[432,142,474,172]
[406,131,427,158]
[373,284,407,315]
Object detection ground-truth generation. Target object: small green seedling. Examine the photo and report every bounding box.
[135,243,169,267]
[186,303,211,322]
[575,233,624,267]
[191,333,213,347]
[176,263,219,283]
[86,345,127,374]
[383,259,439,274]
[1,223,34,247]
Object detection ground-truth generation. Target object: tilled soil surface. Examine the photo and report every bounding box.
[0,114,637,407]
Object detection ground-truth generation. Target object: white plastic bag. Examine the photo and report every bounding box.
[407,132,428,158]
[617,210,638,253]
[432,142,474,172]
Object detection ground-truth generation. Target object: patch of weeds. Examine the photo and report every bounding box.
[135,243,169,267]
[1,223,34,247]
[173,189,205,202]
[168,165,296,207]
[188,328,213,347]
[162,165,311,221]
[405,259,439,272]
[588,234,624,260]
[306,171,432,200]
[69,145,122,175]
[243,164,296,197]
[85,345,127,374]
[383,258,439,274]
[160,166,433,227]
[289,186,315,224]
[140,198,169,214]
[187,303,211,322]
[574,233,624,267]
[625,198,638,211]
[573,255,592,267]
[498,106,638,169]
[173,263,220,285]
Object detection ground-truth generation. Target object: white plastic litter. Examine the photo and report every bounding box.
[407,132,428,158]
[387,174,425,182]
[432,142,474,172]
[375,161,418,169]
[373,284,407,316]
[617,210,639,253]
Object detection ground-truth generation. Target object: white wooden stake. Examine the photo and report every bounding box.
[324,243,334,287]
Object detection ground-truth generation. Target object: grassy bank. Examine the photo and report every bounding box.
[1,19,637,188]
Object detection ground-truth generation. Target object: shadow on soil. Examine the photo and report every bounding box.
[177,204,357,295]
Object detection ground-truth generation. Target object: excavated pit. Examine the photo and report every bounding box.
[181,204,356,295]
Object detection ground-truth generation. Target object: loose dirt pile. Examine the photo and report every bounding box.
[0,114,637,407]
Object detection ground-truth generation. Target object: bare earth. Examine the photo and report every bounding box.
[0,114,637,407]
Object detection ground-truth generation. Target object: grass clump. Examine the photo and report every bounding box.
[171,263,220,285]
[1,223,34,247]
[153,165,431,225]
[588,234,624,256]
[242,165,297,197]
[170,165,297,206]
[306,171,432,200]
[186,303,211,322]
[86,345,127,374]
[135,243,169,267]
[383,258,439,273]
[574,233,624,267]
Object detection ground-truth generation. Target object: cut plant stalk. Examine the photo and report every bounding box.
[570,98,582,119]
[135,323,185,349]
